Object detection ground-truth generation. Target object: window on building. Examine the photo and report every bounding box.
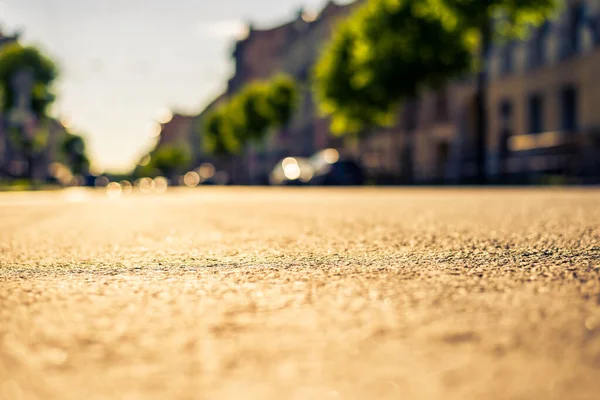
[528,94,544,134]
[435,141,450,180]
[402,100,420,131]
[561,86,578,132]
[591,14,600,46]
[499,100,513,121]
[561,3,585,58]
[528,21,550,68]
[434,89,449,122]
[498,100,513,156]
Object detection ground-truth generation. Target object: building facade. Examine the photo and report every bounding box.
[486,0,600,183]
[185,0,600,185]
[360,0,600,184]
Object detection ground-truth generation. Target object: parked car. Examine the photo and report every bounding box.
[269,157,313,186]
[310,159,365,186]
[269,149,365,186]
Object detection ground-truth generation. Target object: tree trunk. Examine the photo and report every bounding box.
[474,23,492,185]
[402,130,414,184]
[26,152,37,190]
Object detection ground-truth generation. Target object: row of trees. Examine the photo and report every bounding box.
[135,74,298,180]
[204,74,297,155]
[0,43,90,184]
[203,0,560,183]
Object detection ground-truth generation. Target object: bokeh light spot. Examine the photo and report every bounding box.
[299,166,314,183]
[214,171,229,185]
[323,148,340,164]
[136,177,154,194]
[120,180,133,194]
[283,163,301,180]
[282,157,298,168]
[184,171,200,187]
[155,108,173,124]
[198,163,216,180]
[106,182,122,199]
[94,176,109,188]
[154,177,168,193]
[147,122,162,138]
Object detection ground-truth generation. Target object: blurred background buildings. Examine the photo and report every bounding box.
[2,0,600,187]
[145,0,600,186]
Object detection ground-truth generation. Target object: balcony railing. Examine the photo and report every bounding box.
[507,130,572,153]
[503,129,600,177]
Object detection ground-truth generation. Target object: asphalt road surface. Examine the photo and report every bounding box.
[1,187,599,400]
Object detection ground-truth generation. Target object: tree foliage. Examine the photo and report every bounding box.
[314,0,474,135]
[434,0,560,183]
[314,0,560,136]
[203,75,298,155]
[204,109,242,156]
[61,134,90,175]
[150,145,191,177]
[0,44,60,183]
[7,118,49,153]
[0,43,59,115]
[435,0,560,43]
[266,75,297,127]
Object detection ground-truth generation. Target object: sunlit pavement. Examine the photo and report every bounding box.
[1,187,599,400]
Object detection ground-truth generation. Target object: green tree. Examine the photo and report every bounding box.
[203,75,298,155]
[266,75,297,127]
[234,84,273,142]
[204,108,241,156]
[134,157,159,179]
[314,0,474,135]
[434,0,560,182]
[314,0,560,182]
[0,43,59,184]
[0,43,58,115]
[150,145,192,181]
[61,134,90,175]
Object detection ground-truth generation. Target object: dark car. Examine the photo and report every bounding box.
[310,159,364,186]
[308,149,364,186]
[269,150,365,186]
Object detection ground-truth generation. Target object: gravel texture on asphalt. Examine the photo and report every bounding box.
[0,187,599,400]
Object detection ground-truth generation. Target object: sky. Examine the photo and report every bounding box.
[0,0,347,173]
